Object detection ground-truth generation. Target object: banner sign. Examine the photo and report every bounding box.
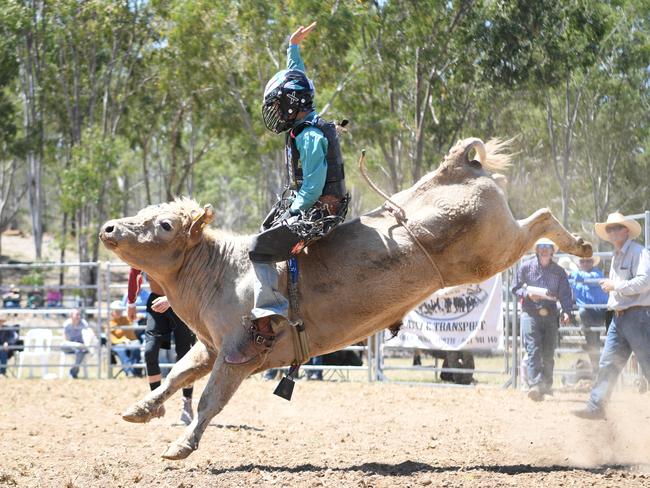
[385,275,503,351]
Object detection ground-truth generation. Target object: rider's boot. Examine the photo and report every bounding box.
[225,316,275,365]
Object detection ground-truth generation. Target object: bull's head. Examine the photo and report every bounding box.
[100,199,214,276]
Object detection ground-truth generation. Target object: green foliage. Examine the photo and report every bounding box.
[60,128,130,213]
[3,0,649,249]
[20,269,44,286]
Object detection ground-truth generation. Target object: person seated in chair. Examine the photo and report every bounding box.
[226,22,348,365]
[2,285,21,308]
[61,309,90,379]
[0,313,21,377]
[45,288,63,308]
[109,300,141,377]
[27,288,44,309]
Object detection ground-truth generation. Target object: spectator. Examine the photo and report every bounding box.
[569,256,609,375]
[573,213,650,420]
[128,268,195,425]
[45,288,63,308]
[27,288,44,308]
[306,355,324,381]
[263,368,280,381]
[512,238,573,401]
[109,300,141,377]
[61,309,90,379]
[2,285,21,308]
[0,313,20,376]
[122,280,150,343]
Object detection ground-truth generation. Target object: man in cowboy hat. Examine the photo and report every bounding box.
[569,254,609,375]
[573,212,650,420]
[513,238,573,401]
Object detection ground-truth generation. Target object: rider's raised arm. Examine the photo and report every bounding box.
[287,22,316,72]
[287,43,305,72]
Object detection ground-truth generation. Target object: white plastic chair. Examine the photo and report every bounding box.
[17,329,53,378]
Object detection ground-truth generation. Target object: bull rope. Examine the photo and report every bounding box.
[357,150,446,288]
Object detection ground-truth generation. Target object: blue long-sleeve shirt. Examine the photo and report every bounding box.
[287,44,328,213]
[569,268,608,307]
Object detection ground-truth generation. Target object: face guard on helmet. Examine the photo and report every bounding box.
[262,69,314,133]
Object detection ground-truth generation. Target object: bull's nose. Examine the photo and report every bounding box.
[103,221,117,235]
[100,220,119,247]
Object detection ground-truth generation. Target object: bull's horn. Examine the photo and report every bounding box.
[463,138,486,165]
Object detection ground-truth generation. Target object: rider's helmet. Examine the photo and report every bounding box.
[262,69,314,133]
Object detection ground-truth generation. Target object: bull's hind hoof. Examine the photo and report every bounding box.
[572,234,593,258]
[162,441,195,460]
[122,403,165,423]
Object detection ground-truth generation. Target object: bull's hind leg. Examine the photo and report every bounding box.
[161,352,260,460]
[122,341,216,423]
[517,208,592,257]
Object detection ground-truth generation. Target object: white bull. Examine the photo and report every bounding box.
[99,137,592,460]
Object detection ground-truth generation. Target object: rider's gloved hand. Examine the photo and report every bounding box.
[278,208,299,222]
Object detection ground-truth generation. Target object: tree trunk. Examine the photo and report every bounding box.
[18,9,47,259]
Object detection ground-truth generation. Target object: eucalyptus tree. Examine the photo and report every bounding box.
[339,0,484,195]
[574,0,650,226]
[2,0,50,258]
[0,22,24,264]
[478,0,617,226]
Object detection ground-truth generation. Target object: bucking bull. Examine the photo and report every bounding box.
[100,137,592,460]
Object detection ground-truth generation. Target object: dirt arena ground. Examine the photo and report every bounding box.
[1,378,649,487]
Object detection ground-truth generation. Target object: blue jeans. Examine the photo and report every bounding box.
[251,262,289,320]
[113,344,140,377]
[587,307,650,411]
[0,349,8,375]
[521,312,558,390]
[61,342,88,378]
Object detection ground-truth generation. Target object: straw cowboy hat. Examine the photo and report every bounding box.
[594,212,641,242]
[532,237,558,253]
[110,300,124,311]
[557,256,579,273]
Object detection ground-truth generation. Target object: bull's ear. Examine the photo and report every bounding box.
[463,138,486,165]
[189,204,214,244]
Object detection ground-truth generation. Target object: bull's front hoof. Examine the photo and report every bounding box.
[161,441,195,460]
[122,402,165,423]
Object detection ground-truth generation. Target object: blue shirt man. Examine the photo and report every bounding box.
[569,256,609,373]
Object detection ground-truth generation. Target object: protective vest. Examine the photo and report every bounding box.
[285,117,346,199]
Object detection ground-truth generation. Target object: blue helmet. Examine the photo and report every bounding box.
[262,69,314,133]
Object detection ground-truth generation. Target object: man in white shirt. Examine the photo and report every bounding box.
[573,212,650,419]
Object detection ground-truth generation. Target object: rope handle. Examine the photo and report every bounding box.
[357,150,445,288]
[358,151,406,222]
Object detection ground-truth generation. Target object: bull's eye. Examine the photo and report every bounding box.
[160,221,172,231]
